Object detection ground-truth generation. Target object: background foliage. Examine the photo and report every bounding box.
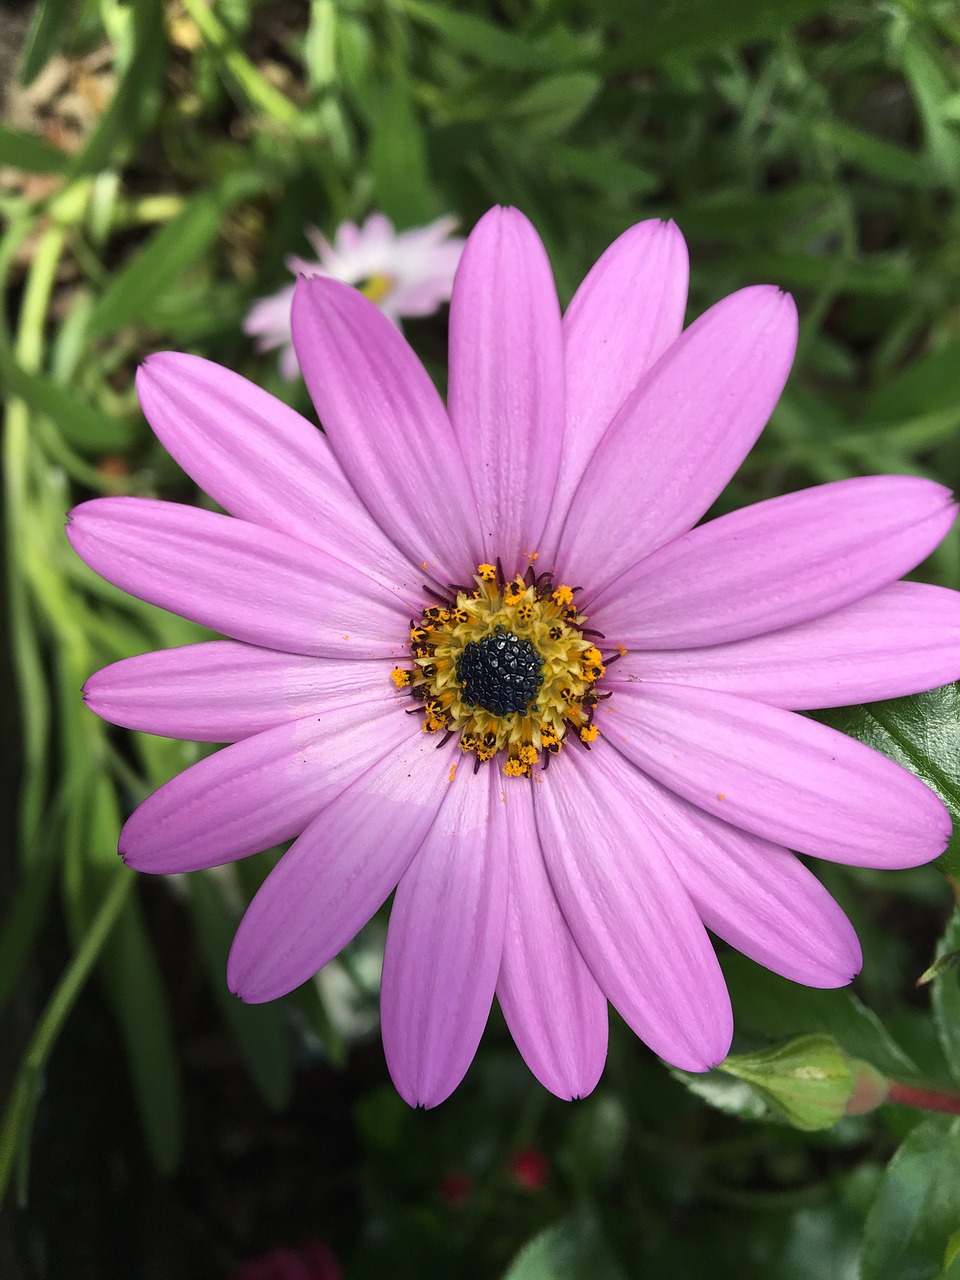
[3,0,960,1276]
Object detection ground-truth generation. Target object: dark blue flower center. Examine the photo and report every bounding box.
[456,629,544,717]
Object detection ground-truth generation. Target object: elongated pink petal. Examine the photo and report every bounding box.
[120,695,408,873]
[136,353,419,591]
[495,780,608,1100]
[592,477,957,648]
[557,286,798,593]
[67,498,407,659]
[603,683,950,867]
[609,582,960,709]
[447,207,564,573]
[617,767,861,986]
[291,278,481,582]
[84,642,395,741]
[533,742,732,1072]
[381,766,508,1108]
[227,733,456,1003]
[540,220,689,556]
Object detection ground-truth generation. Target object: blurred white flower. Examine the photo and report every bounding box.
[244,212,465,380]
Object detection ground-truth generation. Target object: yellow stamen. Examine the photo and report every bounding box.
[391,668,411,688]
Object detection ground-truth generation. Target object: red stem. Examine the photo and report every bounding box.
[887,1080,960,1116]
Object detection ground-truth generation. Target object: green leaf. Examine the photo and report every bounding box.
[19,0,82,87]
[0,123,71,175]
[718,1035,854,1130]
[861,1117,960,1280]
[368,76,435,227]
[68,1,166,178]
[816,687,960,880]
[502,1211,628,1280]
[722,952,919,1081]
[931,909,960,1086]
[403,1,568,71]
[595,0,837,71]
[86,165,277,339]
[862,337,960,424]
[0,345,136,451]
[188,873,293,1110]
[99,893,183,1174]
[504,73,601,138]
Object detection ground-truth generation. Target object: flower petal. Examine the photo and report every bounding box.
[291,277,481,582]
[616,767,861,987]
[447,207,565,573]
[227,732,456,1003]
[557,286,798,593]
[592,476,957,647]
[136,353,419,591]
[67,498,407,659]
[540,219,688,555]
[381,765,508,1108]
[120,695,407,873]
[533,742,733,1072]
[84,642,396,741]
[495,779,608,1100]
[609,582,960,709]
[603,682,951,867]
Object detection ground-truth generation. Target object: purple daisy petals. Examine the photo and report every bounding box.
[540,219,689,558]
[67,498,408,659]
[119,698,409,874]
[557,285,798,592]
[591,475,957,647]
[447,206,565,572]
[84,643,397,742]
[496,779,608,1100]
[381,765,508,1108]
[618,767,862,987]
[291,277,481,584]
[534,741,733,1073]
[609,582,960,709]
[136,353,419,591]
[603,682,951,867]
[227,732,456,1004]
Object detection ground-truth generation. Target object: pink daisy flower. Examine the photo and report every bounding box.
[244,212,464,380]
[69,207,960,1108]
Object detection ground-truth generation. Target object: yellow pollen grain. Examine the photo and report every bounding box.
[580,724,599,743]
[616,644,627,657]
[525,549,539,562]
[503,758,526,777]
[391,668,411,688]
[552,585,574,608]
[448,764,458,783]
[717,792,726,800]
[478,563,497,581]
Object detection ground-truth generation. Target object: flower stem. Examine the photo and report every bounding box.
[888,1080,960,1116]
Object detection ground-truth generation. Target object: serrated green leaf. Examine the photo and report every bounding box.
[502,1211,628,1280]
[861,1116,960,1280]
[816,687,960,880]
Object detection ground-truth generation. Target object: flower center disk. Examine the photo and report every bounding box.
[392,563,607,777]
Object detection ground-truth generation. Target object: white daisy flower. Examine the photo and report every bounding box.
[244,212,465,380]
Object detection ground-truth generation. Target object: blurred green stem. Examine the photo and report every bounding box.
[0,870,134,1206]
